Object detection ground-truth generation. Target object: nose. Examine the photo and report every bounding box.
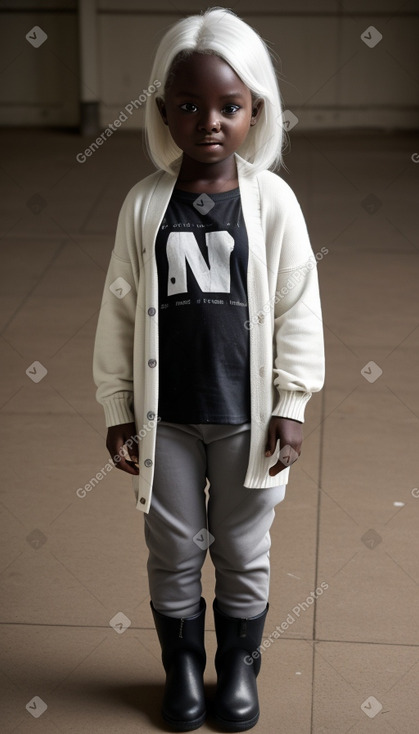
[197,111,221,133]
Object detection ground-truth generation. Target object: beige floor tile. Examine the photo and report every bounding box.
[312,641,419,733]
[317,384,419,645]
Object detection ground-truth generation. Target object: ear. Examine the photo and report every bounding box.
[250,98,264,127]
[156,96,168,125]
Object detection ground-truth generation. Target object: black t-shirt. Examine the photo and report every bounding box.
[155,186,251,423]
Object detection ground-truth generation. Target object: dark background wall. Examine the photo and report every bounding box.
[1,0,418,132]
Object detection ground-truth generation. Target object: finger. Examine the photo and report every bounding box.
[112,441,139,475]
[278,444,300,467]
[126,453,139,470]
[116,456,139,475]
[122,435,138,461]
[265,425,277,457]
[269,445,300,476]
[269,459,287,476]
[127,447,139,463]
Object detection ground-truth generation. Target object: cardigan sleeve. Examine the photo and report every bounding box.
[92,191,138,427]
[271,189,325,422]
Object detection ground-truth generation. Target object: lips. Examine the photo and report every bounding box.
[197,140,222,145]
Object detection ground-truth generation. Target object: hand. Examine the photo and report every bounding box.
[106,422,139,476]
[265,416,303,476]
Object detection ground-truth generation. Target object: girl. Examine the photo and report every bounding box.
[93,7,325,732]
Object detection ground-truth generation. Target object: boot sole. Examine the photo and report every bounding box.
[162,710,207,731]
[213,712,260,732]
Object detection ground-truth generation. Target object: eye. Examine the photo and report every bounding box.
[179,103,198,112]
[223,104,240,114]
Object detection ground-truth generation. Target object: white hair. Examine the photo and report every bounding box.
[144,6,284,175]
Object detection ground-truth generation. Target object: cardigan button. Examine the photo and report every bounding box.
[147,411,155,420]
[148,359,157,368]
[139,497,146,504]
[144,459,153,467]
[147,307,156,316]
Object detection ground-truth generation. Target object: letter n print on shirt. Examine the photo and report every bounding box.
[166,231,234,295]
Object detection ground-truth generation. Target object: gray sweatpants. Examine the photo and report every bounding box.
[144,421,286,618]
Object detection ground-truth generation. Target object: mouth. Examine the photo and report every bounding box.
[197,140,222,147]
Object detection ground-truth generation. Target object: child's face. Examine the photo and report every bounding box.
[157,52,262,170]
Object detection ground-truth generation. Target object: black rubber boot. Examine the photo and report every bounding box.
[151,597,207,731]
[213,599,269,732]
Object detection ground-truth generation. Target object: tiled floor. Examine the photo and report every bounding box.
[1,128,419,733]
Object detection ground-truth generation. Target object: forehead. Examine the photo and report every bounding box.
[166,52,248,94]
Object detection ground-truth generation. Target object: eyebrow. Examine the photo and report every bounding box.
[173,91,246,99]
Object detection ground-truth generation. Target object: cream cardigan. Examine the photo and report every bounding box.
[93,153,325,513]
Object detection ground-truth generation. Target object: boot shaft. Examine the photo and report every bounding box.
[151,598,207,673]
[213,600,268,677]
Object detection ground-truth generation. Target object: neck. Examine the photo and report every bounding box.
[177,153,237,185]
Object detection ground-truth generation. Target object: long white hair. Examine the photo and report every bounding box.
[144,6,284,175]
